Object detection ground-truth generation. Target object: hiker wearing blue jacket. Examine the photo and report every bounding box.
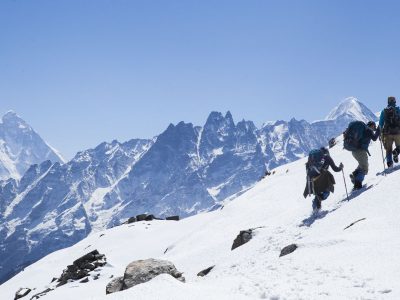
[379,96,400,167]
[344,121,380,190]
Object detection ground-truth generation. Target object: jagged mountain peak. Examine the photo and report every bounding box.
[1,110,29,128]
[205,111,234,126]
[2,110,18,119]
[0,111,65,180]
[325,97,377,122]
[2,109,16,116]
[224,110,234,122]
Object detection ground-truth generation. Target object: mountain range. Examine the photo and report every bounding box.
[0,116,396,299]
[0,97,378,284]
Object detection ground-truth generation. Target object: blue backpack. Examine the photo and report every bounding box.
[343,121,367,151]
[307,149,326,177]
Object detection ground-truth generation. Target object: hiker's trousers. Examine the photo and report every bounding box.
[382,134,400,153]
[352,149,369,174]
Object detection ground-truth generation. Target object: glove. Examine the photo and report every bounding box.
[339,162,344,170]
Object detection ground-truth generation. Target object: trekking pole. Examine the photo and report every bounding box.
[379,138,386,176]
[341,169,349,201]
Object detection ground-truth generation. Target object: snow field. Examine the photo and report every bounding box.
[1,134,399,299]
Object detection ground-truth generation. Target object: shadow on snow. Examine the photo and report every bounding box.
[376,164,400,176]
[300,209,334,227]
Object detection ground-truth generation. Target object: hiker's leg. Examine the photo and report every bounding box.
[352,150,367,189]
[384,135,394,166]
[313,196,321,210]
[393,135,400,162]
[352,149,369,175]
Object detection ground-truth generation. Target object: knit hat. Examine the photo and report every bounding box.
[388,96,396,106]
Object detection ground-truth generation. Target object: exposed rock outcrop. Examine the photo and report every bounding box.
[197,266,215,277]
[231,229,254,250]
[279,244,298,257]
[106,259,185,294]
[14,288,31,300]
[57,250,106,286]
[106,277,124,294]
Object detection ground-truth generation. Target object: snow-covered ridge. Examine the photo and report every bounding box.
[1,130,398,299]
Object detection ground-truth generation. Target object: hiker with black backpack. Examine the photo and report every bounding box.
[343,120,380,190]
[303,147,343,211]
[379,96,400,168]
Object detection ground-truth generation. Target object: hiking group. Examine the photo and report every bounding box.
[304,96,400,212]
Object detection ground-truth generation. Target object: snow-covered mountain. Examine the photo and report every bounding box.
[0,111,65,180]
[258,97,378,168]
[1,129,397,299]
[0,97,378,285]
[325,96,378,122]
[0,139,153,283]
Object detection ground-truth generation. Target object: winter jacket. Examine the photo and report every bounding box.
[379,105,400,134]
[303,169,336,198]
[359,126,380,151]
[303,154,341,197]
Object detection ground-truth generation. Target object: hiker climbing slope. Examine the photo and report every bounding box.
[379,96,400,167]
[303,147,343,211]
[343,120,380,190]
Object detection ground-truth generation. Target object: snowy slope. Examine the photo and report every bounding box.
[1,132,398,299]
[0,111,65,180]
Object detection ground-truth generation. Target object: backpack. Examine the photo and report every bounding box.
[306,149,326,177]
[343,121,367,151]
[383,106,400,131]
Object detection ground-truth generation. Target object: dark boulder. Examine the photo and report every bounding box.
[231,229,253,250]
[166,216,180,221]
[279,244,298,257]
[14,288,31,300]
[57,250,106,286]
[127,217,136,224]
[197,266,215,277]
[73,250,99,268]
[136,214,147,221]
[145,214,155,221]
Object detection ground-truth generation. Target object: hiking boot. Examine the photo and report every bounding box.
[393,148,399,163]
[353,180,363,190]
[387,160,393,168]
[349,172,355,184]
[312,197,321,210]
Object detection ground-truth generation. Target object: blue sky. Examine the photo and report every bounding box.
[1,0,400,159]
